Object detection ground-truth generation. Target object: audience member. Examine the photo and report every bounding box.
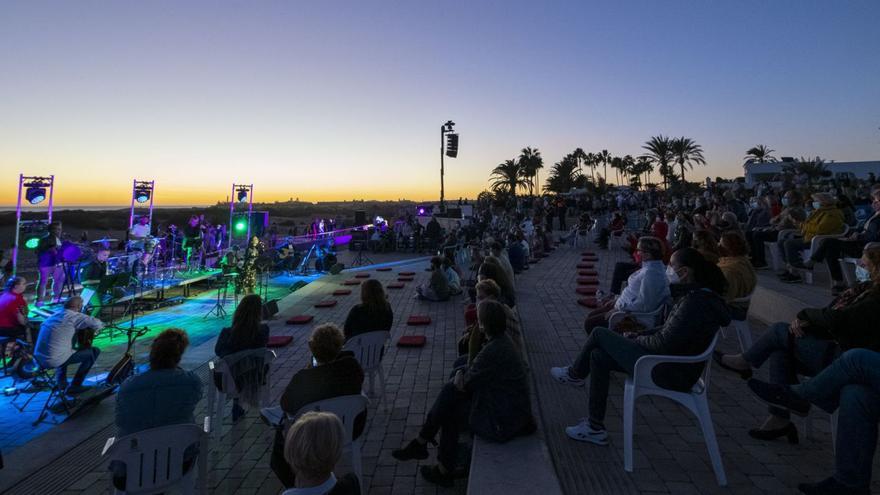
[416,257,451,301]
[281,412,361,495]
[34,296,103,395]
[0,276,29,342]
[343,279,393,340]
[779,192,845,283]
[717,230,757,319]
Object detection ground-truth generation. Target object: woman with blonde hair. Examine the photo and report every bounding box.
[281,411,360,495]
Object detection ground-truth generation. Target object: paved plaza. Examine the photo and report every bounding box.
[2,243,875,494]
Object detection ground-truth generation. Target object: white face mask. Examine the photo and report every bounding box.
[812,201,822,210]
[856,265,871,283]
[666,265,680,284]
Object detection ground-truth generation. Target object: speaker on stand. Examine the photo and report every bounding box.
[354,210,367,226]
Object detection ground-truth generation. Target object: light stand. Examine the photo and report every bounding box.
[228,183,254,249]
[12,174,55,276]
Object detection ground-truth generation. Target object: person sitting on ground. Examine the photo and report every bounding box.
[795,188,880,294]
[281,411,361,495]
[343,279,392,340]
[779,192,846,283]
[713,242,880,444]
[416,256,451,302]
[214,294,270,422]
[274,324,365,488]
[0,276,29,342]
[112,328,202,490]
[442,257,463,295]
[392,300,536,486]
[489,241,515,282]
[478,257,516,308]
[747,348,880,495]
[747,189,807,269]
[717,230,757,320]
[34,296,103,395]
[586,237,670,334]
[550,248,730,445]
[505,234,528,273]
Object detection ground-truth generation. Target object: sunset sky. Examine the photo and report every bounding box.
[1,1,879,206]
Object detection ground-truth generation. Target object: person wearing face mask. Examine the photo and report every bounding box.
[713,243,880,446]
[747,190,806,269]
[550,248,730,446]
[779,193,846,283]
[745,195,771,231]
[792,189,880,294]
[716,231,757,320]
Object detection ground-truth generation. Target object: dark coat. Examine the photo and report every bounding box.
[214,323,270,357]
[635,289,731,391]
[463,335,534,442]
[343,303,393,340]
[799,285,880,352]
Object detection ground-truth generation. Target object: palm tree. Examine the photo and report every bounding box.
[544,157,582,194]
[518,147,543,196]
[745,144,776,163]
[597,149,611,186]
[490,159,528,196]
[610,156,623,186]
[621,155,635,186]
[584,152,597,184]
[572,148,586,176]
[670,136,706,184]
[641,135,673,188]
[784,156,827,181]
[633,156,654,187]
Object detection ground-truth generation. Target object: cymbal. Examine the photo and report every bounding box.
[91,237,118,244]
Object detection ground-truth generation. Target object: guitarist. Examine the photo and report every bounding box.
[33,296,103,395]
[36,221,66,306]
[276,237,300,272]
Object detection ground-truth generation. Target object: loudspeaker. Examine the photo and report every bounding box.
[262,299,279,319]
[354,210,366,226]
[329,263,344,275]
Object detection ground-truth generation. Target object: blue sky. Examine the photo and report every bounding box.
[1,0,878,204]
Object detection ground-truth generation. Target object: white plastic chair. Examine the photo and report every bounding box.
[796,226,849,284]
[101,418,211,494]
[292,394,370,495]
[765,229,798,272]
[840,257,861,287]
[607,303,668,332]
[623,331,727,486]
[343,331,390,410]
[721,294,753,352]
[208,348,276,438]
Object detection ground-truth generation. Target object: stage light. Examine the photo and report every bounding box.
[417,205,433,217]
[234,219,248,232]
[24,236,40,249]
[237,187,249,203]
[134,188,151,203]
[25,185,47,204]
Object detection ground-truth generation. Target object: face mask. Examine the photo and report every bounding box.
[856,265,871,282]
[812,201,822,210]
[781,198,790,207]
[666,265,679,284]
[750,201,759,209]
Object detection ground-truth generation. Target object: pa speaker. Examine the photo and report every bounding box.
[354,210,366,226]
[329,263,345,275]
[262,299,279,319]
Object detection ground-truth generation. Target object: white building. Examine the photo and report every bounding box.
[743,159,880,186]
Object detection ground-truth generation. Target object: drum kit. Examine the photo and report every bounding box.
[68,235,170,288]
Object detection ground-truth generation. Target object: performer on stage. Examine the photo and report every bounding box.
[277,237,300,272]
[80,247,111,317]
[34,296,103,395]
[237,235,262,295]
[36,221,66,306]
[183,215,203,269]
[129,215,151,241]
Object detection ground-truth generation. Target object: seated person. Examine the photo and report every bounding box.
[747,190,806,268]
[0,276,29,342]
[274,324,365,488]
[461,279,524,366]
[392,301,536,486]
[797,188,880,294]
[34,296,103,395]
[595,212,625,249]
[277,238,301,272]
[550,248,730,445]
[128,215,151,240]
[281,412,361,495]
[779,192,846,283]
[112,328,203,490]
[416,257,451,302]
[692,229,721,264]
[442,257,463,295]
[715,242,880,443]
[477,258,516,308]
[343,279,393,340]
[214,294,270,422]
[748,348,880,495]
[586,237,670,334]
[716,230,757,320]
[488,242,513,282]
[506,234,528,273]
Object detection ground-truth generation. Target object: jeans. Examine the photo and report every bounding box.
[747,229,778,266]
[794,349,880,488]
[810,238,864,283]
[37,264,65,302]
[570,327,648,429]
[419,382,471,470]
[781,238,808,265]
[57,347,101,387]
[742,322,836,419]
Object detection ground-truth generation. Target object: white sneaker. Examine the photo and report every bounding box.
[550,366,585,387]
[565,419,609,445]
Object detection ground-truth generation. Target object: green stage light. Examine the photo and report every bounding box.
[24,237,40,249]
[234,219,247,232]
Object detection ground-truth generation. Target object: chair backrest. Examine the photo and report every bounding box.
[343,331,389,372]
[105,423,204,493]
[633,330,720,393]
[212,348,276,397]
[290,394,369,444]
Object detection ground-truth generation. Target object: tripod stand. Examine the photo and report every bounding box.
[351,239,373,267]
[204,273,234,318]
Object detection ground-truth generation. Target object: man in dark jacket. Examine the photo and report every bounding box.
[392,301,534,486]
[551,248,731,445]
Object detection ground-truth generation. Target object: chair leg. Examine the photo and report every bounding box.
[694,395,727,486]
[377,367,387,412]
[735,320,752,353]
[623,384,635,472]
[830,411,838,455]
[351,441,364,495]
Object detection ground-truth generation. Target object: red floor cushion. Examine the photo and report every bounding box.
[286,315,314,325]
[397,277,414,282]
[576,263,593,269]
[355,273,371,279]
[376,267,392,272]
[577,277,599,285]
[332,289,352,296]
[578,269,594,275]
[268,335,294,347]
[397,335,427,347]
[387,282,405,289]
[343,280,362,286]
[314,300,338,308]
[582,256,598,261]
[581,270,598,276]
[407,315,431,325]
[576,286,597,295]
[581,251,596,256]
[577,297,599,308]
[399,271,416,276]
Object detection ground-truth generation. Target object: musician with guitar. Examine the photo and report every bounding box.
[36,221,66,306]
[33,296,103,395]
[276,237,301,273]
